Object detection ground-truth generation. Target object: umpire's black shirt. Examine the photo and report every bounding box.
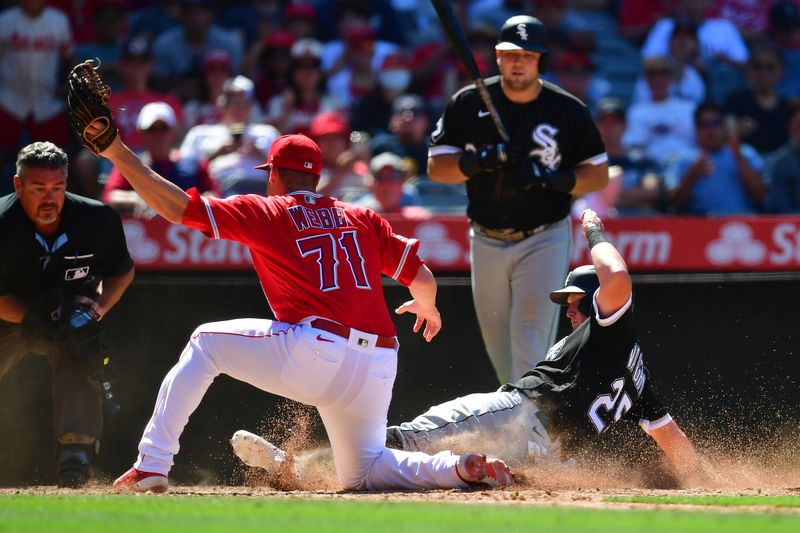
[429,76,606,231]
[0,192,133,326]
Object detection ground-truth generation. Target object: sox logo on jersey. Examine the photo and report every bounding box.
[530,124,561,169]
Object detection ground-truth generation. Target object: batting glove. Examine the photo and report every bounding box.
[518,158,576,193]
[458,142,521,177]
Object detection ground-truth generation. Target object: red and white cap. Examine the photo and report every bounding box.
[255,134,322,177]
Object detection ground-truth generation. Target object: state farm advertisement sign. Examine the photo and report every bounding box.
[122,215,800,272]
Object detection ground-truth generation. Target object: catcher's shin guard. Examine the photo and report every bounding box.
[56,433,98,488]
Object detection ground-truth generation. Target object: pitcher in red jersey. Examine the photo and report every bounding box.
[85,122,512,492]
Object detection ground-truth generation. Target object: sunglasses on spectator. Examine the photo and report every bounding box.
[751,62,778,72]
[145,124,172,133]
[696,118,723,129]
[294,60,320,70]
[645,68,671,77]
[376,168,405,182]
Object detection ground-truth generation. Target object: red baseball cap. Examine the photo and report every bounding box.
[255,134,322,176]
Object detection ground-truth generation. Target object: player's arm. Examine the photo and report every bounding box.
[571,161,609,197]
[644,419,701,479]
[0,294,28,323]
[395,265,442,342]
[92,266,134,319]
[427,153,469,184]
[87,122,189,224]
[580,209,631,317]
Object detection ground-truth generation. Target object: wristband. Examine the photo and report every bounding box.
[586,226,609,250]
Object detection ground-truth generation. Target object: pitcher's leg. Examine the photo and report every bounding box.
[135,319,301,474]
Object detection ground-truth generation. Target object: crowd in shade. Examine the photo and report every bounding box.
[2,0,800,215]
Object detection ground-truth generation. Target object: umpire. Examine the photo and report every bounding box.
[0,142,134,487]
[428,15,609,384]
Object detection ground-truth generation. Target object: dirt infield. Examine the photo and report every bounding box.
[4,484,800,516]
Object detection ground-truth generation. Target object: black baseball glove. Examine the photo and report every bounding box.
[66,59,118,155]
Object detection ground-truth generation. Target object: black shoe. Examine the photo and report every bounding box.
[57,445,92,488]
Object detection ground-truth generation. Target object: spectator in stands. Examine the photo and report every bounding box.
[321,1,399,88]
[325,26,382,111]
[110,36,185,154]
[725,45,791,158]
[73,0,127,90]
[665,102,766,215]
[616,0,675,45]
[386,94,432,176]
[183,48,234,128]
[180,75,277,163]
[623,57,697,167]
[0,0,74,190]
[150,0,243,101]
[547,51,610,112]
[354,152,430,219]
[283,2,319,40]
[594,98,665,216]
[350,54,413,136]
[244,30,296,109]
[765,101,800,213]
[103,102,218,215]
[408,0,470,113]
[641,0,749,66]
[315,0,407,46]
[265,38,340,136]
[632,20,706,106]
[310,111,370,202]
[207,122,270,197]
[771,0,800,98]
[127,0,181,43]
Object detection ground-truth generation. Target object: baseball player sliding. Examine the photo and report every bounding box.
[66,61,513,491]
[231,209,706,486]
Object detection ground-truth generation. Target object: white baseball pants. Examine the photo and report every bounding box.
[133,317,467,490]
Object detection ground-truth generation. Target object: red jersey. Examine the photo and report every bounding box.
[181,188,423,336]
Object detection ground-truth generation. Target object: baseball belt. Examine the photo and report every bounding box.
[472,222,550,242]
[310,318,398,350]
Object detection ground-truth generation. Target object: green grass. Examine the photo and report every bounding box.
[606,494,800,508]
[1,494,800,533]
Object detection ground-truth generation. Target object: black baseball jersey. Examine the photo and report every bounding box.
[503,294,669,449]
[429,76,606,231]
[0,192,133,322]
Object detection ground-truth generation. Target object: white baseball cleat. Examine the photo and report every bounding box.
[230,430,287,473]
[456,453,514,487]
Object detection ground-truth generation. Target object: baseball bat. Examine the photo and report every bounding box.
[431,0,510,142]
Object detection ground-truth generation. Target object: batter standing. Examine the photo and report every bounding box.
[93,129,511,492]
[428,15,609,383]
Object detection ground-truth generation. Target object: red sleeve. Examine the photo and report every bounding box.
[181,187,273,244]
[101,166,133,204]
[373,211,423,286]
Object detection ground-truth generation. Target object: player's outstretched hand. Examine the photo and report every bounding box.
[580,208,604,238]
[395,299,441,342]
[85,120,122,156]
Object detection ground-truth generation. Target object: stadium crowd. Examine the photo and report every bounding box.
[2,0,800,216]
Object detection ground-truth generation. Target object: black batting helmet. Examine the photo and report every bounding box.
[495,15,549,71]
[549,265,599,317]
